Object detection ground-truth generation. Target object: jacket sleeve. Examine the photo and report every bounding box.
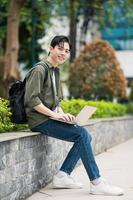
[24,68,45,109]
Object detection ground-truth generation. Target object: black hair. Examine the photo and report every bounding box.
[50,35,71,50]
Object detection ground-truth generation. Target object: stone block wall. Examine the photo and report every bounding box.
[0,116,133,200]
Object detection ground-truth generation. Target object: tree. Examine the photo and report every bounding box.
[4,0,26,81]
[53,0,108,61]
[0,0,51,98]
[18,0,52,69]
[79,0,104,47]
[69,0,105,61]
[69,39,127,100]
[0,0,133,98]
[0,0,26,98]
[69,0,78,61]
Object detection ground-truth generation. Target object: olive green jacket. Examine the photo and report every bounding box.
[24,61,62,128]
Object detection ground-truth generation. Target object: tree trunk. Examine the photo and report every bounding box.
[69,0,78,62]
[3,0,26,98]
[0,57,6,98]
[79,6,94,48]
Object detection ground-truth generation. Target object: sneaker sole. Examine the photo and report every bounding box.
[52,183,82,189]
[90,191,124,196]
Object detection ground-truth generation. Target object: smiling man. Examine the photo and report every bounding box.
[24,35,124,196]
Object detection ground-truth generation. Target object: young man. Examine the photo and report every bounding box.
[24,35,124,196]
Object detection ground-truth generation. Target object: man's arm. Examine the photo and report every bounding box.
[34,103,75,122]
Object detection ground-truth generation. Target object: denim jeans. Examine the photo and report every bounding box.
[31,119,100,181]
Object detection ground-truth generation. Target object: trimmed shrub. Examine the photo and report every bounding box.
[129,81,133,101]
[61,99,127,118]
[69,39,127,100]
[0,97,132,134]
[126,102,133,114]
[0,98,28,133]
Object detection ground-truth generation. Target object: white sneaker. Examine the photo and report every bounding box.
[90,179,124,196]
[52,173,83,189]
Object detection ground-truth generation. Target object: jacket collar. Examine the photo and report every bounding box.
[45,60,59,70]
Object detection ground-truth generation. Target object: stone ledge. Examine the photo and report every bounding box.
[0,115,133,142]
[0,116,133,200]
[84,115,133,125]
[0,131,40,142]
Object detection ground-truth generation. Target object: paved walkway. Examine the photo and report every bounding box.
[27,138,133,200]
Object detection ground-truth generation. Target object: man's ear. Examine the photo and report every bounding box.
[50,46,53,51]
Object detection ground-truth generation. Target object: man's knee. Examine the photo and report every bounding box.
[76,126,92,142]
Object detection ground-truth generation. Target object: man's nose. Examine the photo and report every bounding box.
[61,50,66,55]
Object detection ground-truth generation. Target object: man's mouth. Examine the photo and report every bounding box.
[58,56,64,61]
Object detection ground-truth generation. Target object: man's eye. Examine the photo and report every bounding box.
[58,47,63,51]
[58,47,70,53]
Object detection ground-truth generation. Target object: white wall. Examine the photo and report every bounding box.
[116,51,133,78]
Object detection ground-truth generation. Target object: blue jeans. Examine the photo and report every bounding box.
[31,119,100,181]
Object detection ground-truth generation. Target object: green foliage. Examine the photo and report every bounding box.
[69,39,127,100]
[126,102,133,114]
[97,0,133,28]
[0,0,9,55]
[129,81,133,101]
[0,97,13,132]
[19,0,52,69]
[61,99,127,118]
[0,0,52,68]
[0,97,133,134]
[1,0,133,64]
[0,98,28,133]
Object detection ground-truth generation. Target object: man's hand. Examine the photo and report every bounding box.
[51,112,75,122]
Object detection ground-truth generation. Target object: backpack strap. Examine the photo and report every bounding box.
[34,61,49,71]
[25,61,49,82]
[34,61,49,83]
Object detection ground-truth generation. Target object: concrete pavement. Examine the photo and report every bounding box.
[27,138,133,200]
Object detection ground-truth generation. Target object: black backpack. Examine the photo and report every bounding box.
[9,62,48,124]
[9,78,27,124]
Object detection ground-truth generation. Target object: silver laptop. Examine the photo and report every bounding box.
[50,105,97,126]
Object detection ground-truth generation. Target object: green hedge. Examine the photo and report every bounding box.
[0,98,133,133]
[61,99,128,118]
[126,102,133,114]
[0,98,28,133]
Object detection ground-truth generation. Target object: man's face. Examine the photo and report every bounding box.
[49,42,70,65]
